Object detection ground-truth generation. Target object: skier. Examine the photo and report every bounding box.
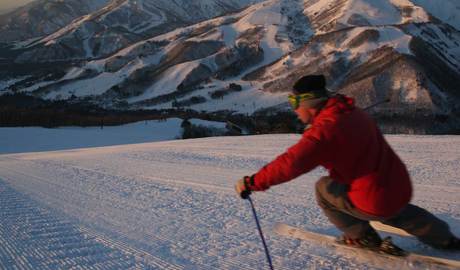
[235,75,460,252]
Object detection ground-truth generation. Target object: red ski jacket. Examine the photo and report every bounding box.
[250,95,412,217]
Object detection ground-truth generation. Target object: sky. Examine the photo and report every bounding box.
[0,0,35,14]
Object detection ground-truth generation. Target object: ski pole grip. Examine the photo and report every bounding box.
[241,190,252,200]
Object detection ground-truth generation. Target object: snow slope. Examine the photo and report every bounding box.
[0,133,459,269]
[67,0,308,112]
[411,0,460,31]
[12,0,264,62]
[0,0,110,42]
[0,119,224,154]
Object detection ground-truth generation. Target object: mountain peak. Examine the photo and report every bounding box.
[1,0,460,133]
[304,0,430,34]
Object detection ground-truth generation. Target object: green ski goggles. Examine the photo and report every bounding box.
[287,93,317,110]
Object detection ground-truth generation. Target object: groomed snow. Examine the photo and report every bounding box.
[0,130,459,269]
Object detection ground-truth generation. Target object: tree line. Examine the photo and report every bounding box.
[0,93,301,136]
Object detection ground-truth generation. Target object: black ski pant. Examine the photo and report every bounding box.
[315,176,454,248]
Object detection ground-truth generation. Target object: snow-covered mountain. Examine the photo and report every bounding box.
[0,0,110,43]
[8,0,263,62]
[2,0,460,133]
[411,0,460,31]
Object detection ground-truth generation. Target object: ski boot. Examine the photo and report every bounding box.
[336,229,382,250]
[337,230,407,257]
[443,237,460,251]
[379,236,407,256]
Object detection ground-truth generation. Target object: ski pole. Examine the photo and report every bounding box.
[363,98,391,111]
[243,192,274,270]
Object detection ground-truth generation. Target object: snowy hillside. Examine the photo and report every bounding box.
[8,0,263,62]
[0,118,227,154]
[1,0,460,133]
[32,0,307,111]
[0,0,110,42]
[0,134,459,269]
[411,0,460,31]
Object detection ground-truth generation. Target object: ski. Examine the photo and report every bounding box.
[370,221,413,237]
[274,223,460,269]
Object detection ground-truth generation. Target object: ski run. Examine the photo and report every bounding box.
[0,129,460,269]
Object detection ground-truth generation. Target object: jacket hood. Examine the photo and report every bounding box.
[323,94,355,113]
[312,94,355,126]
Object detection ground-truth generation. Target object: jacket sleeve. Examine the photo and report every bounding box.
[250,127,328,191]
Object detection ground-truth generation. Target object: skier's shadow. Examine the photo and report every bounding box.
[378,213,460,260]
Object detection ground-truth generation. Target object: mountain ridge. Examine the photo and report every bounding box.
[1,0,460,134]
[7,0,263,62]
[0,0,111,43]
